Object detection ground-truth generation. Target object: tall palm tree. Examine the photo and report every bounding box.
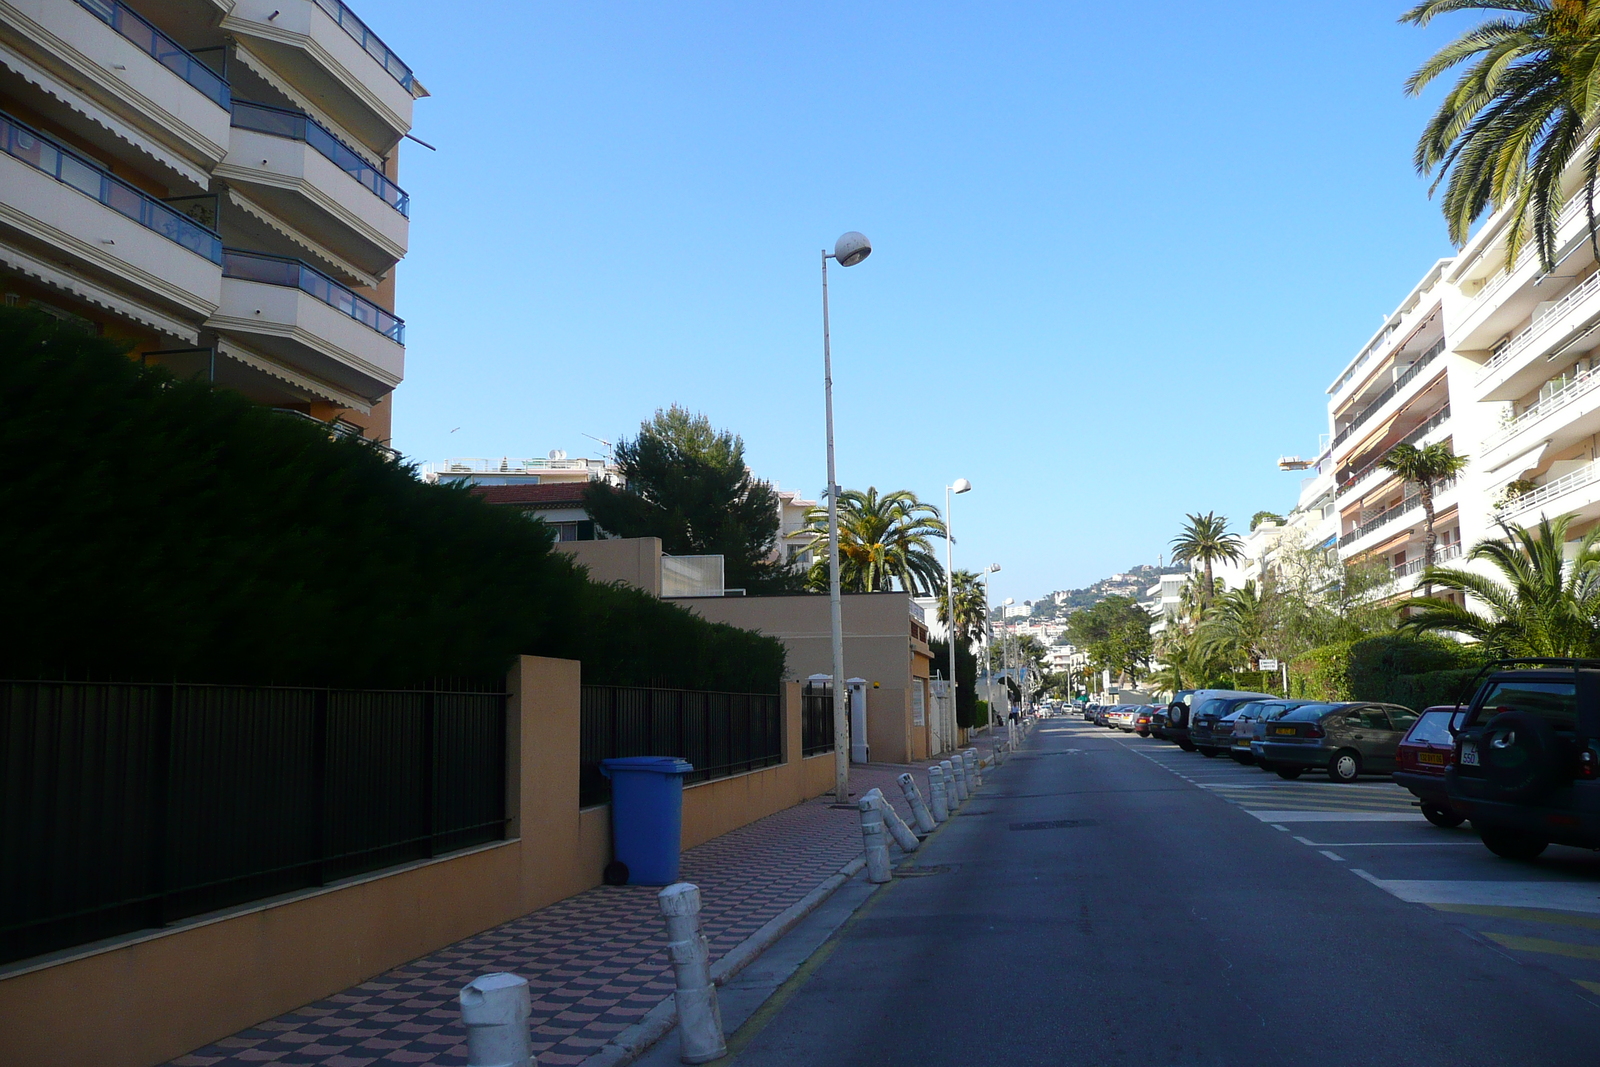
[1405,514,1600,655]
[1197,580,1275,672]
[1402,1,1600,271]
[802,487,947,595]
[1379,441,1469,593]
[936,568,988,648]
[1170,512,1244,607]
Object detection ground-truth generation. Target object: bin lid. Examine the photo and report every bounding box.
[600,756,694,777]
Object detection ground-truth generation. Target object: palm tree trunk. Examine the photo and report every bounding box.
[1419,480,1437,598]
[1203,559,1214,606]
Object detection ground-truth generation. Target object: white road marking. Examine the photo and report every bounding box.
[1271,824,1290,832]
[1296,840,1480,847]
[1293,836,1317,846]
[1349,872,1600,915]
[1319,851,1347,862]
[1245,811,1420,823]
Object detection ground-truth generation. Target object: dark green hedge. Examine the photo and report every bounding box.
[928,637,979,728]
[0,308,783,691]
[1290,634,1484,709]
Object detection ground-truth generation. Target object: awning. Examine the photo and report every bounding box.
[0,241,198,342]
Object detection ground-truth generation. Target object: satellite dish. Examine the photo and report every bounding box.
[548,449,567,461]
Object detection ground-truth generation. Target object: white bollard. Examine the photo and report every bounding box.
[869,792,920,853]
[898,772,937,834]
[658,883,727,1065]
[928,765,950,823]
[964,749,981,789]
[858,796,893,883]
[460,973,533,1067]
[947,757,968,803]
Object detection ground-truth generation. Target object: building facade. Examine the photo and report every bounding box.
[1,0,422,443]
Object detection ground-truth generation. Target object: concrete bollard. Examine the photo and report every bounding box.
[858,796,893,883]
[946,757,968,804]
[928,765,950,823]
[658,883,727,1064]
[964,749,981,789]
[867,791,920,853]
[898,772,937,834]
[460,972,533,1067]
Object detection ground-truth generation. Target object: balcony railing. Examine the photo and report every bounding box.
[1392,542,1463,579]
[1335,405,1452,499]
[272,408,399,459]
[1331,338,1448,450]
[1472,198,1589,310]
[222,248,403,341]
[1496,461,1600,517]
[1338,477,1456,547]
[1483,364,1600,451]
[1477,269,1600,382]
[311,0,414,90]
[75,0,230,109]
[230,100,408,215]
[1331,322,1400,398]
[0,110,222,262]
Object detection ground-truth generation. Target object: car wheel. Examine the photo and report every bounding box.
[1476,825,1549,861]
[1177,740,1196,752]
[1274,767,1303,780]
[1327,750,1360,783]
[1256,760,1275,773]
[1421,804,1465,829]
[1198,747,1220,758]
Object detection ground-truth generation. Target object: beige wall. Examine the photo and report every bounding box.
[0,665,827,1067]
[556,536,663,594]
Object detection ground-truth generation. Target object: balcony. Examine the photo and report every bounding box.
[5,0,231,172]
[1496,461,1600,525]
[1338,478,1457,553]
[1331,338,1447,453]
[220,0,423,152]
[219,101,407,276]
[1335,405,1452,502]
[1474,269,1600,402]
[0,110,220,315]
[208,249,402,403]
[1481,364,1600,462]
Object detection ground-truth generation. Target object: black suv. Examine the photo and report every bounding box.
[1444,659,1600,860]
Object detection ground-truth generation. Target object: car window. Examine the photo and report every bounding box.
[1231,702,1268,720]
[1385,706,1419,731]
[1404,710,1455,746]
[1358,708,1391,730]
[1193,698,1227,718]
[1258,702,1302,721]
[1281,703,1343,722]
[1471,679,1578,731]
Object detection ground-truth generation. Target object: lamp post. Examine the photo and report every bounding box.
[942,478,971,750]
[822,231,872,805]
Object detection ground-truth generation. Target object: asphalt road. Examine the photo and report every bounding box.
[720,717,1600,1067]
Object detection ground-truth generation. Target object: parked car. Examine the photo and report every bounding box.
[1083,703,1100,723]
[1225,700,1315,764]
[1251,701,1420,782]
[1106,706,1138,732]
[1095,705,1113,727]
[1445,660,1600,860]
[1187,690,1280,756]
[1150,705,1171,740]
[1134,707,1155,737]
[1395,705,1467,827]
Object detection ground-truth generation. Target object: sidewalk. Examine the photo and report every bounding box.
[166,756,967,1067]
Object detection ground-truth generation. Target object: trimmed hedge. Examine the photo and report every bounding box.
[928,637,979,728]
[0,308,784,691]
[1289,634,1484,709]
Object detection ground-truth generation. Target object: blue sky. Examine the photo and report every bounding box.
[375,0,1471,603]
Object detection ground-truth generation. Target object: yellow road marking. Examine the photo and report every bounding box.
[1484,932,1600,960]
[1577,980,1600,995]
[1429,904,1600,930]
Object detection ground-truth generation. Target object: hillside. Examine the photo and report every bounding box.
[1024,563,1189,619]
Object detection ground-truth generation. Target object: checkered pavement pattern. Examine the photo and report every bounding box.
[166,759,951,1067]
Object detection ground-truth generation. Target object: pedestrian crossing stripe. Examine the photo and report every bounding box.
[1428,904,1600,930]
[1483,932,1600,961]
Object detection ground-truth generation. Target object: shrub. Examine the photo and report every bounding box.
[1346,633,1483,702]
[1290,642,1353,701]
[928,637,979,727]
[0,308,783,691]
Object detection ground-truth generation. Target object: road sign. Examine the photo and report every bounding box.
[1259,658,1280,671]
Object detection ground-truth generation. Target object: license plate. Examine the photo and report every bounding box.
[1460,743,1479,767]
[1418,752,1446,766]
[1273,726,1296,736]
[1233,739,1248,747]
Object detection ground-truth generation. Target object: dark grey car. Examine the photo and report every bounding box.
[1250,701,1420,782]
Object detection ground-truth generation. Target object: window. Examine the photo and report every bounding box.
[1405,709,1456,745]
[1385,706,1419,732]
[1470,679,1577,731]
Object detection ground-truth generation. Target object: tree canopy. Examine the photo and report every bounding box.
[1065,595,1153,683]
[802,487,946,595]
[582,406,798,593]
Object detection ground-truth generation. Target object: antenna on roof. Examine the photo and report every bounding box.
[583,433,614,465]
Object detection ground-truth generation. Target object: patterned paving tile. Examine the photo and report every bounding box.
[166,753,983,1066]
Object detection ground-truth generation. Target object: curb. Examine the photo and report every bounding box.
[572,854,870,1067]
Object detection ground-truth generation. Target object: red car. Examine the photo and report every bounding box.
[1134,708,1154,737]
[1394,704,1467,827]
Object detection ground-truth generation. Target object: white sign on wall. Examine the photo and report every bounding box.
[1259,658,1280,671]
[912,682,925,727]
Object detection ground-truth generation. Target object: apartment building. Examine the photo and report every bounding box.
[0,0,423,443]
[1324,259,1470,596]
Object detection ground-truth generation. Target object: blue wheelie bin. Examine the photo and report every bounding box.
[600,756,694,885]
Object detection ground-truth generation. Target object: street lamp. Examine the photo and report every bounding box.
[979,563,1000,721]
[822,231,872,805]
[942,478,971,753]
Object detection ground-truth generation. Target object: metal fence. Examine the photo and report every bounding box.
[800,682,835,757]
[579,687,782,807]
[0,679,506,966]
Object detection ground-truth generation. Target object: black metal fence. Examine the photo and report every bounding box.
[801,681,835,757]
[0,679,507,966]
[580,686,782,807]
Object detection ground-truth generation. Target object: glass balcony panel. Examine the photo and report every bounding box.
[230,101,409,215]
[310,0,414,90]
[58,154,104,199]
[222,249,403,342]
[75,0,230,109]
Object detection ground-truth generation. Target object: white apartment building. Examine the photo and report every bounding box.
[1,0,423,444]
[425,452,623,487]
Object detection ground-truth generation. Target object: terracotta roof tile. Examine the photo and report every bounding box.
[471,483,590,506]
